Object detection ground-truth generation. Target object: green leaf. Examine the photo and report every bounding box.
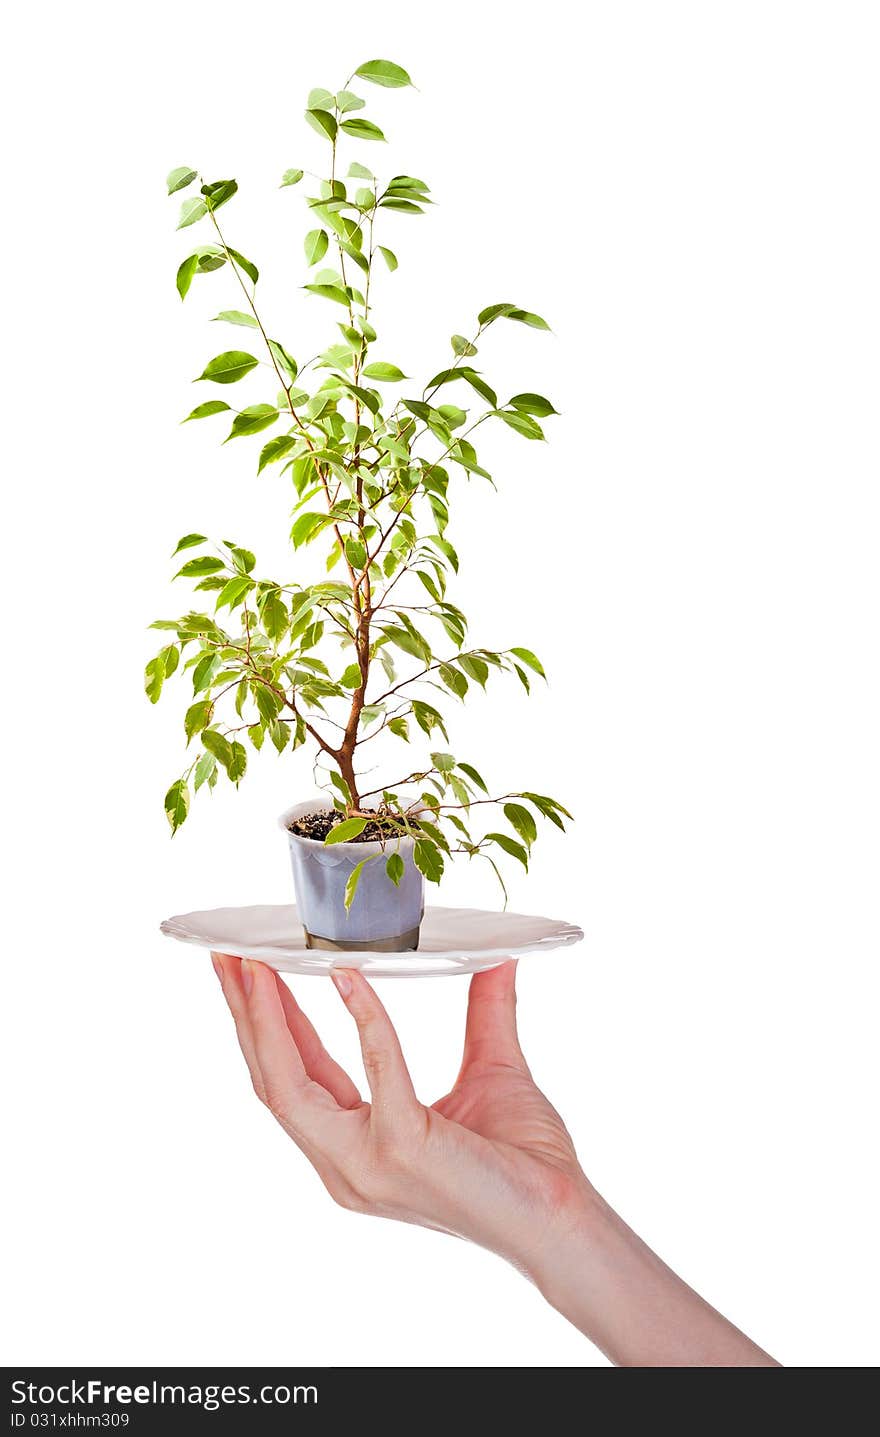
[338,662,362,689]
[176,253,199,300]
[280,168,304,187]
[183,400,231,421]
[521,791,570,830]
[337,89,365,113]
[426,535,459,573]
[253,684,281,729]
[196,351,259,385]
[212,309,258,328]
[228,741,247,782]
[258,434,298,472]
[177,197,207,229]
[304,283,351,307]
[429,366,495,406]
[201,178,237,212]
[411,701,447,739]
[449,775,471,807]
[176,555,224,578]
[195,245,226,273]
[486,832,529,870]
[385,852,405,886]
[215,575,253,610]
[438,404,467,429]
[504,802,537,846]
[388,717,409,741]
[340,117,386,141]
[344,858,370,910]
[458,653,489,686]
[305,108,338,141]
[344,537,367,570]
[497,409,545,440]
[461,369,497,406]
[451,334,477,357]
[438,662,468,700]
[383,625,431,664]
[328,771,352,805]
[192,652,222,693]
[378,246,398,271]
[355,59,413,88]
[164,779,189,833]
[509,308,550,329]
[193,751,216,790]
[413,839,444,883]
[388,178,428,198]
[167,166,197,195]
[509,646,546,678]
[228,248,259,284]
[458,761,489,794]
[260,590,288,641]
[431,751,455,772]
[225,404,279,441]
[202,729,233,770]
[268,339,298,379]
[270,719,290,753]
[144,654,165,703]
[341,379,379,413]
[509,392,558,417]
[379,197,424,214]
[304,229,329,265]
[349,161,374,179]
[363,361,406,381]
[184,700,212,742]
[477,302,517,325]
[291,511,330,548]
[326,817,368,845]
[172,532,207,555]
[308,87,335,110]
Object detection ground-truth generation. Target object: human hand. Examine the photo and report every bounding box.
[210,954,591,1274]
[210,952,780,1366]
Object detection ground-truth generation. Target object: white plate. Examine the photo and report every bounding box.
[160,904,583,978]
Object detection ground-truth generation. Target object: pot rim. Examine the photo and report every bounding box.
[278,796,424,855]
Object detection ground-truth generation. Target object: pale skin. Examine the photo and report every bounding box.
[211,954,780,1368]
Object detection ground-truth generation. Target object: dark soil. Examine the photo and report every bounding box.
[288,810,411,844]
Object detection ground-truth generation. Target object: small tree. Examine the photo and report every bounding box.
[149,58,571,904]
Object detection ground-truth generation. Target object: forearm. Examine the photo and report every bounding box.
[528,1186,780,1367]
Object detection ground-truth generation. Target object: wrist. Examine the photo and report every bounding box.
[522,1178,612,1312]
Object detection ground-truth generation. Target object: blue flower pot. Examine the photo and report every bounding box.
[279,799,425,952]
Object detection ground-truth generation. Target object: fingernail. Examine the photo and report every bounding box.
[211,954,223,985]
[241,959,254,997]
[331,969,353,1000]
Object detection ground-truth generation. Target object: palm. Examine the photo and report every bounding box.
[433,1067,579,1171]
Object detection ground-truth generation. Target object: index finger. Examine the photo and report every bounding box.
[241,959,343,1145]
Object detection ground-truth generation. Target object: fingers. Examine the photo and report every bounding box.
[242,959,340,1141]
[273,972,362,1110]
[212,953,341,1145]
[330,969,419,1126]
[211,952,266,1103]
[461,960,530,1074]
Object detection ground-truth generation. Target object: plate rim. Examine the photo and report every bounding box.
[160,901,584,966]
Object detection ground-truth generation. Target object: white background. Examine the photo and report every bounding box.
[2,0,878,1368]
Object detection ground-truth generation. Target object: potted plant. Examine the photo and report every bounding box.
[149,58,571,952]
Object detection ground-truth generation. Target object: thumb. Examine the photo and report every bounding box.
[461,960,530,1074]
